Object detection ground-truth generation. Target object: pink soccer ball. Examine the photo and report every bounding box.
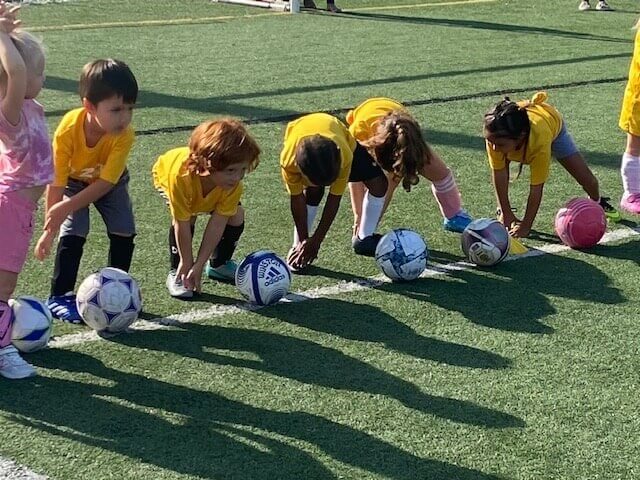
[554,198,606,249]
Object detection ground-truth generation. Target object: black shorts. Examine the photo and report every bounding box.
[348,143,385,182]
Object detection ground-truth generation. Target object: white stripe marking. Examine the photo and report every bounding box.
[0,459,47,480]
[50,226,639,349]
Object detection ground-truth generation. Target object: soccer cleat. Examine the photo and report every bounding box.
[443,210,473,233]
[47,292,82,324]
[620,192,640,215]
[0,345,36,379]
[206,260,238,283]
[166,271,193,299]
[353,233,382,257]
[327,3,342,12]
[578,0,591,10]
[595,0,612,10]
[599,197,622,223]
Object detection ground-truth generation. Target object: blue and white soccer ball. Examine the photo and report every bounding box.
[461,218,510,267]
[10,296,53,353]
[375,229,428,281]
[76,267,142,333]
[235,250,291,306]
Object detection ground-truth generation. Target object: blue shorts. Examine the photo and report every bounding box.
[551,122,579,160]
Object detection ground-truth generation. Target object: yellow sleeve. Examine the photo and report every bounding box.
[100,128,135,184]
[279,142,304,196]
[215,183,243,216]
[528,149,551,185]
[52,126,73,187]
[486,142,506,170]
[167,174,193,222]
[328,146,353,196]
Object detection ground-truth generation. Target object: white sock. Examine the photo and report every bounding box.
[621,152,640,195]
[293,205,319,245]
[357,192,385,240]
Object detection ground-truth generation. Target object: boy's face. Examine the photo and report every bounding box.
[210,160,250,190]
[84,95,135,135]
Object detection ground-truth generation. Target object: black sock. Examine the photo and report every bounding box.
[51,235,86,297]
[108,234,135,272]
[169,224,195,270]
[210,223,244,268]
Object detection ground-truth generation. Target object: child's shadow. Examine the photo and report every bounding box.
[380,251,624,334]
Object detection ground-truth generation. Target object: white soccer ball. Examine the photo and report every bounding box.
[375,229,428,281]
[461,218,510,267]
[235,251,291,306]
[76,267,142,333]
[10,296,53,353]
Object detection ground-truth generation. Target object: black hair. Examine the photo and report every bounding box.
[295,135,341,186]
[79,59,138,105]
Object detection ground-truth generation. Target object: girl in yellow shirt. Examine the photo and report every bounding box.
[484,92,619,238]
[618,20,640,215]
[347,97,472,234]
[153,119,260,298]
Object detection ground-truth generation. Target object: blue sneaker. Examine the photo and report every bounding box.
[206,260,238,283]
[47,292,83,324]
[443,210,473,233]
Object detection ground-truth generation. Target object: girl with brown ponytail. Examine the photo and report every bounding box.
[346,97,473,235]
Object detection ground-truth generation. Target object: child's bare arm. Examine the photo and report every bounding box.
[44,180,113,233]
[0,4,25,126]
[184,213,227,291]
[492,167,517,226]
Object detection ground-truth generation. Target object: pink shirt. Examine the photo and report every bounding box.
[0,99,53,193]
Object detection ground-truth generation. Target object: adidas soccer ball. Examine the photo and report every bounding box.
[461,218,510,267]
[375,229,428,281]
[555,198,606,249]
[76,267,142,333]
[10,296,53,353]
[236,251,291,306]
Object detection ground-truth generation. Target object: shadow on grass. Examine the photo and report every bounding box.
[336,11,628,44]
[379,249,624,333]
[111,322,523,428]
[586,237,640,265]
[0,349,508,480]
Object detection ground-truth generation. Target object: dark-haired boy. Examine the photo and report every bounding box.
[35,59,138,323]
[280,113,387,271]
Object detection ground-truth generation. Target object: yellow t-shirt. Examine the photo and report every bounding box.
[52,108,135,187]
[619,29,640,136]
[346,97,406,142]
[486,92,563,185]
[280,113,356,196]
[152,147,242,222]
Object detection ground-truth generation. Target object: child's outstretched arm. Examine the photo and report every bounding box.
[44,179,113,233]
[184,212,228,292]
[492,167,518,227]
[293,193,341,267]
[511,184,543,238]
[0,3,25,126]
[290,193,309,242]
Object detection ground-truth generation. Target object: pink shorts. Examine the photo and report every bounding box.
[0,191,37,274]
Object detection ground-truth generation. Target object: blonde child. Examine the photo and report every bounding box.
[281,113,388,271]
[618,18,640,215]
[0,4,51,379]
[347,97,472,235]
[483,91,619,238]
[34,59,138,323]
[153,119,260,298]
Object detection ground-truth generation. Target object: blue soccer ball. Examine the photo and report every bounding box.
[375,229,428,281]
[10,296,53,353]
[235,251,291,306]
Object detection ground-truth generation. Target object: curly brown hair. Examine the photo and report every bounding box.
[361,111,434,192]
[186,118,261,177]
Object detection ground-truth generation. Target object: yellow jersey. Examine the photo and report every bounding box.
[152,147,242,222]
[487,92,563,186]
[280,113,356,196]
[620,28,640,135]
[346,97,406,142]
[52,108,134,187]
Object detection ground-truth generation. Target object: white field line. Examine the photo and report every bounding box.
[50,226,639,350]
[0,459,47,480]
[29,0,497,32]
